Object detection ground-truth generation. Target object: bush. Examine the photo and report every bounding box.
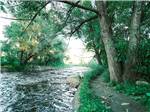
[101,69,110,83]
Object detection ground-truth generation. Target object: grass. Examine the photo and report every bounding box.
[78,60,150,112]
[78,61,111,112]
[115,82,150,111]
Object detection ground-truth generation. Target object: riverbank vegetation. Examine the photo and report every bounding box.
[79,60,150,111]
[79,62,111,112]
[1,1,67,71]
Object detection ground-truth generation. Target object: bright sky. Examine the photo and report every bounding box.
[0,12,13,41]
[65,38,94,64]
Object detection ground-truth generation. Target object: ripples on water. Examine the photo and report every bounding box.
[0,67,88,112]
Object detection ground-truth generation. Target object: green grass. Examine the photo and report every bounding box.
[78,62,111,112]
[115,82,150,111]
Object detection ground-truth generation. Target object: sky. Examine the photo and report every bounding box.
[0,12,13,41]
[65,37,94,64]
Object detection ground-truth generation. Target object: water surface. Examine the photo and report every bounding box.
[0,67,88,112]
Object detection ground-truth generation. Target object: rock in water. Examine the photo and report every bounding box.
[66,76,81,88]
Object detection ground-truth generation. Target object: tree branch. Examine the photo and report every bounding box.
[24,54,35,64]
[58,0,98,14]
[0,16,30,21]
[70,15,98,36]
[20,1,51,36]
[19,0,98,37]
[64,1,80,24]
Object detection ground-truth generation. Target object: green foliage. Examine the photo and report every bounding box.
[0,1,7,13]
[135,38,150,77]
[88,60,104,71]
[79,64,111,112]
[5,22,23,39]
[89,60,110,82]
[1,0,149,77]
[1,2,66,70]
[13,1,45,18]
[101,70,110,83]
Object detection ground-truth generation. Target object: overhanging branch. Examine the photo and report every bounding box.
[20,1,51,36]
[58,0,98,14]
[19,0,98,37]
[64,1,80,24]
[70,15,98,36]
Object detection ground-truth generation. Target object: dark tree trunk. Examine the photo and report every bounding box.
[96,1,122,82]
[89,23,102,65]
[20,50,24,66]
[93,42,102,65]
[123,1,143,81]
[45,58,50,65]
[23,54,35,65]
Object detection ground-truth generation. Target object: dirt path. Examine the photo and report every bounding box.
[90,76,147,112]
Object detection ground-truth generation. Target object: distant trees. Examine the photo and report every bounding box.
[1,2,66,68]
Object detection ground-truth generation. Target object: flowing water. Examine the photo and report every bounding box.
[0,66,88,112]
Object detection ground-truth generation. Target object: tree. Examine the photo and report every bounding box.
[95,1,122,82]
[1,6,66,68]
[123,1,143,80]
[63,1,146,82]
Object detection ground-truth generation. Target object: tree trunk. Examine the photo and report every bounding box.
[23,54,35,65]
[94,49,102,65]
[93,42,102,65]
[95,1,122,82]
[123,1,143,81]
[20,50,24,66]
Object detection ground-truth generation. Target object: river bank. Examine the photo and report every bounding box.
[76,65,150,112]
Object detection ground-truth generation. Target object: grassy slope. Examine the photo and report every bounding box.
[78,63,111,112]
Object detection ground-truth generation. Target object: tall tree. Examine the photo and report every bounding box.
[123,1,143,80]
[95,1,122,82]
